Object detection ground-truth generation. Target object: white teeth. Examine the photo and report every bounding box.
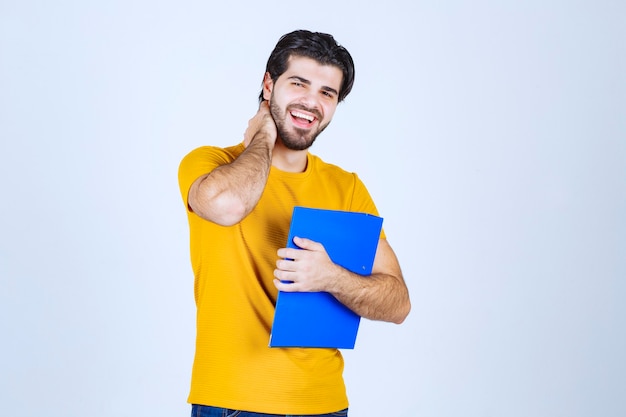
[291,111,314,122]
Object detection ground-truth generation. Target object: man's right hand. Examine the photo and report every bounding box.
[188,101,276,226]
[244,100,277,148]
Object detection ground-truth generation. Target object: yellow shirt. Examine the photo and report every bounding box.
[178,143,383,414]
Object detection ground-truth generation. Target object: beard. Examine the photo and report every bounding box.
[269,98,330,151]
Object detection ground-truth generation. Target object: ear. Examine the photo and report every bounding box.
[262,72,273,101]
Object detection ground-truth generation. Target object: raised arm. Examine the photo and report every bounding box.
[274,237,411,324]
[188,102,277,226]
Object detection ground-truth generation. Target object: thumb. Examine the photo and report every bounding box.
[292,236,322,251]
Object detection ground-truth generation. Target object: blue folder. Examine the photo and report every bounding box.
[269,206,383,349]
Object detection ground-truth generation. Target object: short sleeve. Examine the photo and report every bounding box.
[177,144,243,210]
[350,174,386,240]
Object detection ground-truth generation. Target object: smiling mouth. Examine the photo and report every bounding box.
[290,110,316,125]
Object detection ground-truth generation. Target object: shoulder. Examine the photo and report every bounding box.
[181,143,244,166]
[308,153,371,192]
[308,153,358,181]
[308,153,378,214]
[178,143,244,197]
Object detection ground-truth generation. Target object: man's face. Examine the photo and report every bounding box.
[263,56,343,151]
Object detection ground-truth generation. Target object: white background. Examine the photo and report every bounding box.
[1,1,624,416]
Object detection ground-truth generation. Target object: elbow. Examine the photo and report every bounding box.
[210,197,248,226]
[190,189,249,226]
[392,297,411,325]
[204,196,248,226]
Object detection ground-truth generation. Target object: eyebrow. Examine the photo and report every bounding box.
[288,76,339,97]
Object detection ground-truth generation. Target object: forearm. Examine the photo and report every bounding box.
[329,268,410,324]
[189,134,273,225]
[274,237,411,323]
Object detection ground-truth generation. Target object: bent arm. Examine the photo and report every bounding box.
[329,239,410,323]
[274,238,411,324]
[188,102,276,226]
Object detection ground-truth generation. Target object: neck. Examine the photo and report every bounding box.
[271,141,308,172]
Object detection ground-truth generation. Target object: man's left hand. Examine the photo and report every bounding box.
[273,237,340,293]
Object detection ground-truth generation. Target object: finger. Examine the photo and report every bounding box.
[274,266,292,279]
[273,278,299,292]
[292,236,324,251]
[275,258,296,272]
[277,247,301,260]
[257,100,272,117]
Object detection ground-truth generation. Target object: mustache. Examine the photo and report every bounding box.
[287,104,322,121]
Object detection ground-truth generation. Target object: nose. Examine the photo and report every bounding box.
[298,90,322,115]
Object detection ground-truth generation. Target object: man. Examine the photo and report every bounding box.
[178,30,410,416]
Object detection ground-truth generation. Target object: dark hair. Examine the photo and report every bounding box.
[258,30,355,103]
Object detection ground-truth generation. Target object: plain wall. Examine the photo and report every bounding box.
[1,1,624,416]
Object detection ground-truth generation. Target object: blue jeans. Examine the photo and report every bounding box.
[191,404,348,417]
